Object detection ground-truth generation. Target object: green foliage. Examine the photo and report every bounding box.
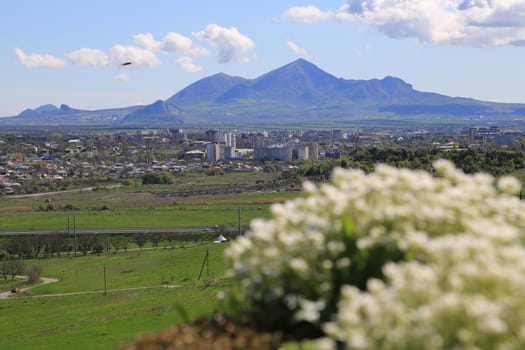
[298,147,525,179]
[204,168,225,176]
[120,179,135,186]
[141,171,175,185]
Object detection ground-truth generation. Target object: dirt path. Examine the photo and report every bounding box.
[8,185,121,199]
[29,285,180,298]
[1,276,179,299]
[0,275,59,300]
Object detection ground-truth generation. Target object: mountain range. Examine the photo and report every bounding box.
[2,58,525,128]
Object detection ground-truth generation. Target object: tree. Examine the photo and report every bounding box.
[111,236,128,253]
[77,234,96,256]
[134,232,147,250]
[149,232,162,249]
[0,260,9,280]
[45,234,68,257]
[30,235,46,258]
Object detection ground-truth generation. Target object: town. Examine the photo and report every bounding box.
[1,125,525,195]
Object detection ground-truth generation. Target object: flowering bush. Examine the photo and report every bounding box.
[224,160,525,348]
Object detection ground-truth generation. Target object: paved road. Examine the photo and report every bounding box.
[0,276,59,300]
[0,226,239,236]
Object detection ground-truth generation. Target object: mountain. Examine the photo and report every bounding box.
[2,58,525,128]
[0,104,142,127]
[166,58,525,125]
[119,100,185,125]
[19,104,60,117]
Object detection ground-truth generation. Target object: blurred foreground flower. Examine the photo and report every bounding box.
[225,160,525,349]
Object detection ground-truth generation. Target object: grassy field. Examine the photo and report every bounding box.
[0,244,229,350]
[0,189,300,231]
[0,174,302,348]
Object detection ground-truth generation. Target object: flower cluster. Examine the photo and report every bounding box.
[225,160,525,348]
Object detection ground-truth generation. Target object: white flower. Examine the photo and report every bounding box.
[289,258,309,276]
[295,299,326,323]
[497,176,521,195]
[224,160,525,349]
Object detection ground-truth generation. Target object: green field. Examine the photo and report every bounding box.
[0,175,302,349]
[0,189,300,231]
[0,244,229,350]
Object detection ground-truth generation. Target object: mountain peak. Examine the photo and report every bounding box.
[35,104,59,113]
[251,58,338,98]
[18,104,59,117]
[287,58,317,68]
[262,58,333,78]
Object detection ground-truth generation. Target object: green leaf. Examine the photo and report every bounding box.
[342,216,354,241]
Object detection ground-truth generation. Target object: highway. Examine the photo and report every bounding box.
[0,226,240,236]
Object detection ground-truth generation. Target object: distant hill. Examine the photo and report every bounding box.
[0,104,142,127]
[119,100,185,126]
[2,58,525,128]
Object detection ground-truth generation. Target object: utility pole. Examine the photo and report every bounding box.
[67,216,71,253]
[197,248,210,280]
[238,207,241,236]
[73,215,77,255]
[103,264,107,296]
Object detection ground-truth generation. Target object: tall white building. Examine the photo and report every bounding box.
[223,131,236,148]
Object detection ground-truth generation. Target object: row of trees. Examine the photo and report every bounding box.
[0,231,215,260]
[0,260,24,281]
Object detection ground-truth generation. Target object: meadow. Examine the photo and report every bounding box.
[0,244,229,350]
[0,174,302,349]
[0,186,299,231]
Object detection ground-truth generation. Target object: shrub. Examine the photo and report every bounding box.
[142,171,174,185]
[45,203,56,211]
[121,179,135,186]
[224,160,525,349]
[27,265,42,284]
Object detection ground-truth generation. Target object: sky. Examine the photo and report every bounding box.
[1,0,525,117]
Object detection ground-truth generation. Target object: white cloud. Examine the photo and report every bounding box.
[108,45,161,68]
[286,40,310,57]
[285,1,525,47]
[15,25,254,71]
[162,32,209,56]
[354,44,373,58]
[175,56,202,72]
[283,6,334,23]
[193,24,255,63]
[14,48,67,68]
[114,73,130,82]
[66,48,108,66]
[134,33,162,51]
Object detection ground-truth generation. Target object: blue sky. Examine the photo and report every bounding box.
[1,0,525,116]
